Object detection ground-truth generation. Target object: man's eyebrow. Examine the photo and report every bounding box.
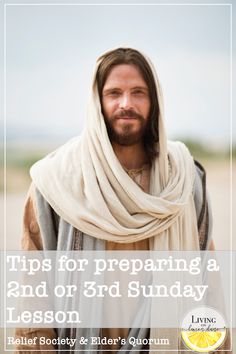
[102,86,149,93]
[131,86,149,91]
[102,87,122,94]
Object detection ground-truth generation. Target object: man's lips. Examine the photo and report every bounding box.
[112,109,142,121]
[116,116,138,120]
[115,116,139,122]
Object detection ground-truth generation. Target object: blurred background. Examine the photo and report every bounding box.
[0,0,235,351]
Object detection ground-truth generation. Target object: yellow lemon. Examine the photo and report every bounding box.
[181,329,227,353]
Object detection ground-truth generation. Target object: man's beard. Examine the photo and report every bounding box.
[104,109,149,146]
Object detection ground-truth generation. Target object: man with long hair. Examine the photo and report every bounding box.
[15,48,215,353]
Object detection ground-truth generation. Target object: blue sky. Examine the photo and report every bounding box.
[2,1,234,147]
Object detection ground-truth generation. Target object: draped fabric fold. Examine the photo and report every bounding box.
[30,48,200,353]
[30,50,199,249]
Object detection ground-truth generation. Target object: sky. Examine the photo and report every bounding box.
[1,1,234,148]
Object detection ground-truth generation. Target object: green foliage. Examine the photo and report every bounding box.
[178,139,232,161]
[7,154,43,170]
[1,148,47,170]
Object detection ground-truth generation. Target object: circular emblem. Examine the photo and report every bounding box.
[181,306,227,353]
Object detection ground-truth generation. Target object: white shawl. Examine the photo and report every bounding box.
[30,49,199,251]
[30,49,201,353]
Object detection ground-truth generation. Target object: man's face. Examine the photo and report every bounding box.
[101,64,151,146]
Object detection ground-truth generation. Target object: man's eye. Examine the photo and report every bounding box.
[109,91,120,96]
[132,90,145,95]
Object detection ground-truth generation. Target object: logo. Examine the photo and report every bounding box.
[181,306,227,353]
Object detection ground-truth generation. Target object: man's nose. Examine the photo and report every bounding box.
[119,93,133,110]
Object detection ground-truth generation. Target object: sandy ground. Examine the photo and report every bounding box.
[204,159,235,250]
[0,160,235,351]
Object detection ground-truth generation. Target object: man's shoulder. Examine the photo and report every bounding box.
[193,159,206,210]
[194,160,206,180]
[193,160,206,206]
[193,160,211,250]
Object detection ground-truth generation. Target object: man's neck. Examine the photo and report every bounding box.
[112,141,149,170]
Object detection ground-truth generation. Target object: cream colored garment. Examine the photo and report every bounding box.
[30,49,200,353]
[30,49,199,251]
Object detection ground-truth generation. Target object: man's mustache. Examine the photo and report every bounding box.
[113,109,144,120]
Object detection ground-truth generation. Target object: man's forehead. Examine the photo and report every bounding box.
[102,64,148,89]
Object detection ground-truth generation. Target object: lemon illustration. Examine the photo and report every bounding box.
[181,329,227,353]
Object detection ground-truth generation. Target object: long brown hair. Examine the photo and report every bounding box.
[95,47,159,161]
